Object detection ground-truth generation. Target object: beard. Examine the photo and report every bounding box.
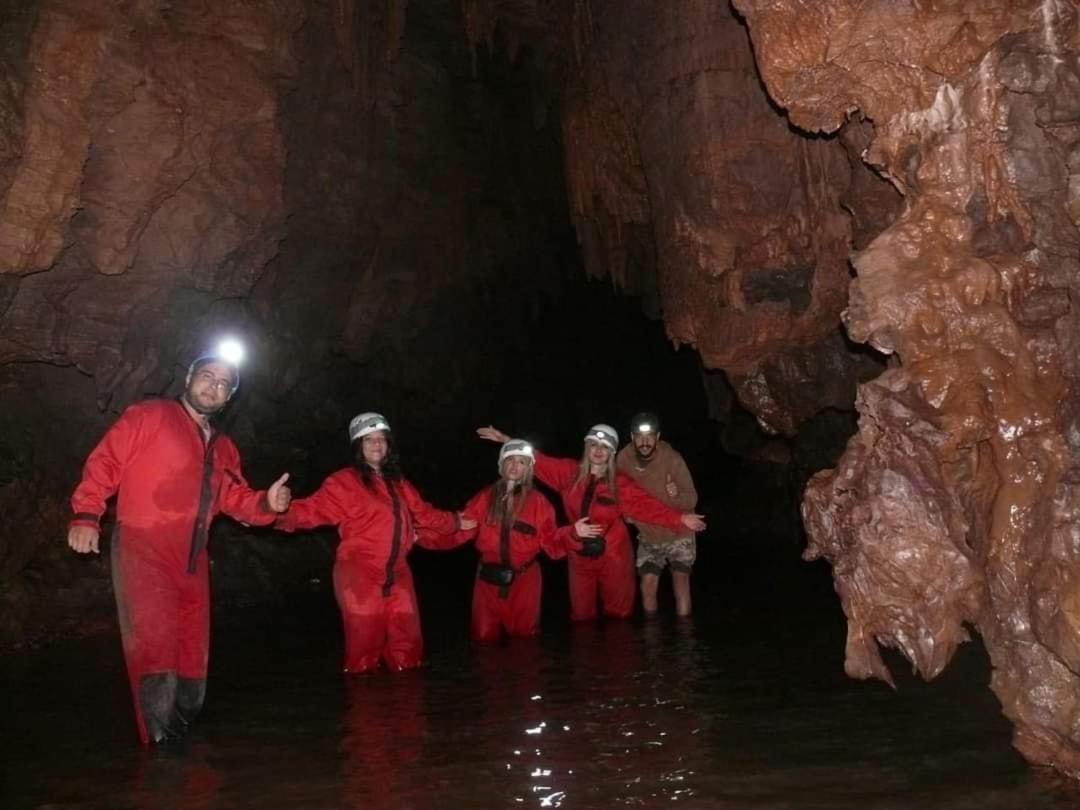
[634,444,656,463]
[184,390,226,417]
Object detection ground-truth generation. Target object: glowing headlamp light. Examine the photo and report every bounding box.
[636,423,653,434]
[216,337,246,366]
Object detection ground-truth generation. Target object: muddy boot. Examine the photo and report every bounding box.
[139,672,184,743]
[175,677,207,731]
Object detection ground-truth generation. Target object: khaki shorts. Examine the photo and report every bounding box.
[636,536,696,575]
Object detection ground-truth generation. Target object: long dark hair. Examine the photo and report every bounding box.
[352,433,402,490]
[485,460,534,525]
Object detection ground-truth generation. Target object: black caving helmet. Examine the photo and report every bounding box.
[630,411,660,436]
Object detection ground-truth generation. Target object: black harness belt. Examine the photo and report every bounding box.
[477,557,537,595]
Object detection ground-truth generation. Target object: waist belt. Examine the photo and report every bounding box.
[477,558,536,596]
[576,537,606,558]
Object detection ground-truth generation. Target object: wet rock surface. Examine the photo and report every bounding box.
[5,0,1080,782]
[559,0,894,383]
[736,0,1080,776]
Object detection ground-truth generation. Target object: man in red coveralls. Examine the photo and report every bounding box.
[66,340,292,744]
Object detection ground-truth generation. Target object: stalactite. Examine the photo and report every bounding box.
[571,0,592,66]
[356,3,371,103]
[504,27,520,65]
[385,0,408,64]
[334,0,357,82]
[560,74,649,292]
[462,0,498,77]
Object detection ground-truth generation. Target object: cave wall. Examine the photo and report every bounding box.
[0,0,571,639]
[555,0,897,443]
[7,0,1080,783]
[735,0,1080,776]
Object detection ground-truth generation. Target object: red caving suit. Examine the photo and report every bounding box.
[533,452,686,621]
[69,399,276,744]
[275,468,458,673]
[429,486,576,641]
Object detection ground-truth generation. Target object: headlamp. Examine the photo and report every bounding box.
[216,337,245,366]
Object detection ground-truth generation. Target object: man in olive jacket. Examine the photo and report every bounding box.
[616,412,698,616]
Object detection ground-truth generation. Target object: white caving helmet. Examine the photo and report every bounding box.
[186,337,245,395]
[348,412,391,443]
[498,439,535,471]
[583,424,619,451]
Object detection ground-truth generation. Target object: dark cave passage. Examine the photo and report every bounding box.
[5,0,1080,801]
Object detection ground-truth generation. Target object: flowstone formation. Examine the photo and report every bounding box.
[556,0,895,437]
[736,0,1080,776]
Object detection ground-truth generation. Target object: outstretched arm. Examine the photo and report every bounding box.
[618,474,705,533]
[531,451,578,492]
[218,441,290,526]
[275,474,350,532]
[416,489,484,551]
[478,426,576,491]
[476,425,511,444]
[400,479,460,538]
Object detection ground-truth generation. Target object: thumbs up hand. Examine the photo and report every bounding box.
[665,473,679,499]
[268,472,292,513]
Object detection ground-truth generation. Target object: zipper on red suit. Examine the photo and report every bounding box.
[497,498,513,599]
[383,479,404,597]
[187,416,219,575]
[579,476,599,519]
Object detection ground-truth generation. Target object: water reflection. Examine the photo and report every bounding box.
[6,576,1080,808]
[130,745,223,809]
[341,673,427,810]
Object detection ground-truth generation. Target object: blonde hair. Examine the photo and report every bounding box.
[486,459,535,525]
[573,442,618,500]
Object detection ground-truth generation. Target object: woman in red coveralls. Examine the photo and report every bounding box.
[425,439,603,641]
[276,412,476,673]
[478,425,705,622]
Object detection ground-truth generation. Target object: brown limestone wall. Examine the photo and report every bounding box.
[0,0,571,641]
[556,0,897,443]
[0,0,298,640]
[0,0,296,398]
[737,0,1080,776]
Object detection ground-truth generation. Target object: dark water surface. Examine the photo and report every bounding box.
[4,548,1080,809]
